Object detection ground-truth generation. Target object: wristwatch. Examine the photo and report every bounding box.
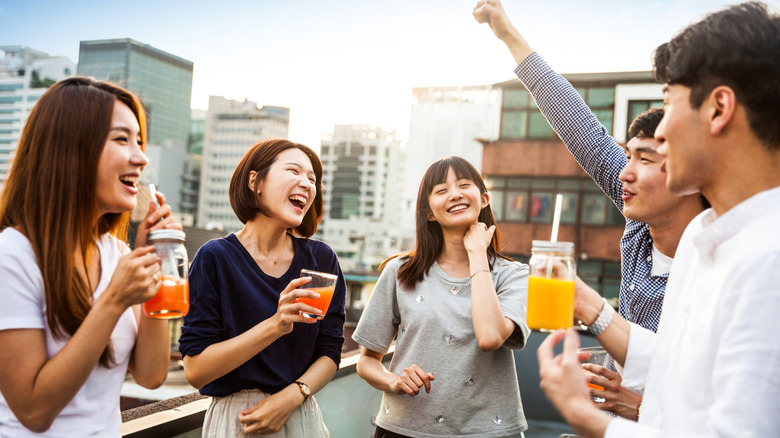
[294,381,310,403]
[587,297,615,336]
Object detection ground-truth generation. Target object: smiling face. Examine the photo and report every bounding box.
[655,84,711,197]
[427,167,489,231]
[618,136,687,225]
[95,100,148,217]
[253,147,317,229]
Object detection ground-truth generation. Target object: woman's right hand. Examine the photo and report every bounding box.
[104,246,161,309]
[390,364,435,397]
[271,277,322,334]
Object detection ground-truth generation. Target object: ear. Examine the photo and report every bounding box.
[248,170,259,192]
[707,86,737,136]
[426,210,437,222]
[481,191,491,209]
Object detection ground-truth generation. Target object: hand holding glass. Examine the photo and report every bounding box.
[578,346,609,403]
[297,269,337,320]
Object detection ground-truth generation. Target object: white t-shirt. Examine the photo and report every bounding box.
[649,244,673,278]
[0,228,138,437]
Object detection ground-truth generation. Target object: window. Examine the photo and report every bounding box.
[488,176,622,226]
[626,99,664,138]
[579,260,621,300]
[501,85,615,139]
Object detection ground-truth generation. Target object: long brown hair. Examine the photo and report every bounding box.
[0,77,147,367]
[386,156,510,290]
[229,139,323,237]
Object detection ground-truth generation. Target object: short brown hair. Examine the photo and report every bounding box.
[628,107,664,139]
[229,139,323,237]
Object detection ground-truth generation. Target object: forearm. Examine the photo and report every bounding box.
[566,400,613,438]
[296,355,338,395]
[183,317,285,389]
[0,299,126,431]
[468,255,514,351]
[129,306,170,389]
[356,351,396,393]
[501,26,534,66]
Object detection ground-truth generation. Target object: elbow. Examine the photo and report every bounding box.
[183,368,207,390]
[137,369,169,390]
[477,334,503,352]
[17,409,55,434]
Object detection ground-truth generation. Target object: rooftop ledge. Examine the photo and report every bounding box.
[121,332,594,437]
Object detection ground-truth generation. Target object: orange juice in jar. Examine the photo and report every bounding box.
[143,229,189,319]
[526,241,576,331]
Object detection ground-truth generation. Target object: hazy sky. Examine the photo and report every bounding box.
[3,0,779,148]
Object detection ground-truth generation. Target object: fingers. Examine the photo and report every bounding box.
[400,365,434,396]
[537,329,566,369]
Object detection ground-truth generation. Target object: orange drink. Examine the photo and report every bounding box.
[143,275,189,319]
[526,276,574,330]
[298,286,336,319]
[298,269,338,320]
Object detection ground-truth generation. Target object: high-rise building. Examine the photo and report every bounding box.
[78,39,193,212]
[77,38,193,148]
[0,46,75,191]
[198,96,289,232]
[402,85,501,228]
[318,125,408,271]
[480,71,663,301]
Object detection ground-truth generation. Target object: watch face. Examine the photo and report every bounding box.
[298,382,310,396]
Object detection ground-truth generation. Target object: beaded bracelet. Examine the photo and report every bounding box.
[468,268,490,284]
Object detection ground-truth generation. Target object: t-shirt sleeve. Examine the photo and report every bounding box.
[495,261,531,350]
[178,243,223,357]
[312,243,346,368]
[352,258,402,354]
[0,231,46,331]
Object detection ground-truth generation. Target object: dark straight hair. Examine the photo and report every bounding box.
[0,77,147,367]
[384,156,511,290]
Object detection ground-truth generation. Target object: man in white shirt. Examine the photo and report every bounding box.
[528,2,780,437]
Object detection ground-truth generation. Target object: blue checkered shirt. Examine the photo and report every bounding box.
[514,53,666,332]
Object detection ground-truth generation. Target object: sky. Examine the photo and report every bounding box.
[2,0,779,149]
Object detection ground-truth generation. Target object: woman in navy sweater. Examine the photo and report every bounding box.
[179,139,345,436]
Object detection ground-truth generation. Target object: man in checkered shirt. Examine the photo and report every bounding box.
[475,0,707,420]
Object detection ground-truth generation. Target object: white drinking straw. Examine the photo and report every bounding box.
[546,194,564,277]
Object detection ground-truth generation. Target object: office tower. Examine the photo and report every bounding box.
[197,96,289,232]
[319,125,408,272]
[0,46,75,191]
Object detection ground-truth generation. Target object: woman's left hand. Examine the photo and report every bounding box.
[463,222,495,254]
[238,386,299,434]
[135,191,182,248]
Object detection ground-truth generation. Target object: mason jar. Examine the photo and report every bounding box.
[143,229,189,319]
[526,240,576,331]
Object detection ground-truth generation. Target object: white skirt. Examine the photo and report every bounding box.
[202,389,329,437]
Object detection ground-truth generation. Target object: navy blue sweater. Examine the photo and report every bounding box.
[179,233,346,397]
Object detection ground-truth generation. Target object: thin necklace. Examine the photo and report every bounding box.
[263,240,288,265]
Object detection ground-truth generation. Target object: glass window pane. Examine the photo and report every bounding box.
[602,278,620,300]
[507,177,529,188]
[484,175,505,190]
[505,190,527,221]
[606,201,625,225]
[559,192,578,224]
[531,178,555,189]
[604,261,621,276]
[582,193,606,224]
[587,87,615,107]
[501,111,527,138]
[502,89,528,108]
[490,189,505,221]
[575,87,586,99]
[583,179,602,193]
[558,179,580,190]
[530,191,553,223]
[528,111,553,139]
[593,109,613,135]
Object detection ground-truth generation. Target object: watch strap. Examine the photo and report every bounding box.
[294,381,310,403]
[587,297,615,336]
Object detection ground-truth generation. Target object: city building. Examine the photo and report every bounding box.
[402,85,501,229]
[78,38,193,212]
[480,71,663,300]
[0,46,75,191]
[178,109,207,220]
[318,125,408,274]
[197,96,289,232]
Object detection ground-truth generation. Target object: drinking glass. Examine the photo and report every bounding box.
[578,346,609,403]
[297,269,337,320]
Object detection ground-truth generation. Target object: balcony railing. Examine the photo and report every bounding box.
[120,331,597,437]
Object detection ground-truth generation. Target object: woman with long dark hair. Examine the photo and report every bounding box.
[354,156,531,437]
[0,77,179,435]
